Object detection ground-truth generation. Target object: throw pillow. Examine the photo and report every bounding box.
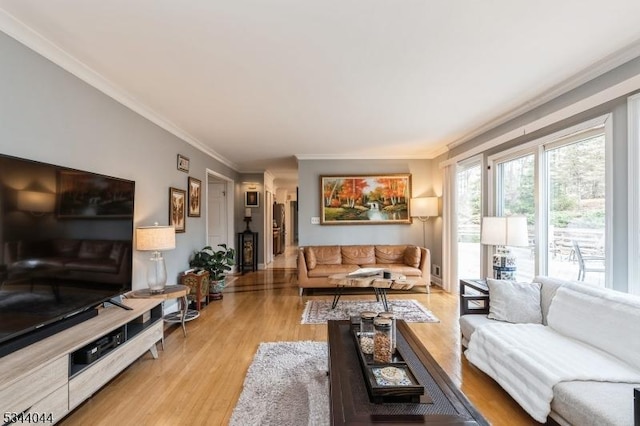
[403,246,420,268]
[486,278,543,324]
[304,247,317,270]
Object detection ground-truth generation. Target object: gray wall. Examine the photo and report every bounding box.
[297,159,439,255]
[0,32,240,290]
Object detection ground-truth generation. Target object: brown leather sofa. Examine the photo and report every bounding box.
[297,244,430,295]
[3,239,131,286]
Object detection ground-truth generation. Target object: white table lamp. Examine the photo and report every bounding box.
[136,223,176,293]
[481,216,528,279]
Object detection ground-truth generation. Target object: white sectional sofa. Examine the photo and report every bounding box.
[459,276,640,426]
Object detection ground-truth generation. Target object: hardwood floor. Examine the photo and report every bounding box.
[60,263,540,425]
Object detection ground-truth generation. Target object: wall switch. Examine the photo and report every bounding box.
[311,217,320,225]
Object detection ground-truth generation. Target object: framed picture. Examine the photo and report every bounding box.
[245,191,259,207]
[169,187,186,233]
[177,154,189,173]
[320,174,411,225]
[57,171,134,218]
[187,177,201,217]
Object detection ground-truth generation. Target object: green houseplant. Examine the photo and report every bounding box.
[189,244,236,299]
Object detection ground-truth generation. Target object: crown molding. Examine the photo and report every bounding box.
[448,39,640,150]
[295,144,448,161]
[0,8,239,171]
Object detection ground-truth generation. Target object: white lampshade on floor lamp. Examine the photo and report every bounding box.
[410,197,439,247]
[136,223,176,293]
[480,216,528,280]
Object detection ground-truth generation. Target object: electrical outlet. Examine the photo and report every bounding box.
[433,265,441,277]
[311,217,320,225]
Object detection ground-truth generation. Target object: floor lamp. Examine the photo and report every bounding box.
[410,197,439,247]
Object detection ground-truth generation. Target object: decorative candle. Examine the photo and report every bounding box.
[245,208,252,218]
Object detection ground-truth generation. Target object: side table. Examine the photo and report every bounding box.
[128,285,199,339]
[180,270,210,310]
[459,279,490,316]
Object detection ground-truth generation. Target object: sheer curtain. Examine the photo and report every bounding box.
[441,164,458,293]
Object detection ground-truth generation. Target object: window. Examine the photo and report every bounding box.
[495,154,536,281]
[457,161,482,279]
[490,119,608,286]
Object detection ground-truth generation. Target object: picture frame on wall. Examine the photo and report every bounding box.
[177,154,190,173]
[320,174,412,225]
[187,177,201,217]
[169,187,186,233]
[245,191,259,208]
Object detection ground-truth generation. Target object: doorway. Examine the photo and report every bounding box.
[206,170,235,252]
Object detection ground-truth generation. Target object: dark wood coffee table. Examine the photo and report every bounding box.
[328,319,488,425]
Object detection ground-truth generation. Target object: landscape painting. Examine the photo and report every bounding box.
[320,174,411,224]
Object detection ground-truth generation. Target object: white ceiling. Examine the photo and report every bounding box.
[2,1,640,190]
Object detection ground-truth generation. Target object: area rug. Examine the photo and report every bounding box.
[229,341,329,426]
[300,299,439,324]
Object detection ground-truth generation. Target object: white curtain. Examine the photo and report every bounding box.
[442,164,458,293]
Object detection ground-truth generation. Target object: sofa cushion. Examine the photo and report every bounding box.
[404,246,420,268]
[486,279,542,324]
[109,242,126,263]
[65,259,119,273]
[459,314,494,346]
[304,247,317,270]
[533,275,572,325]
[307,264,358,278]
[78,240,113,259]
[360,264,422,277]
[52,239,81,257]
[341,245,375,265]
[547,285,640,371]
[375,245,406,264]
[312,246,342,265]
[551,381,640,426]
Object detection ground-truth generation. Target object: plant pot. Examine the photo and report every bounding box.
[210,279,225,300]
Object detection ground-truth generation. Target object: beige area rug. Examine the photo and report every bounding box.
[301,299,439,324]
[229,341,329,426]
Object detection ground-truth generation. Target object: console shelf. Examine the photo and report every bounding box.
[0,298,163,424]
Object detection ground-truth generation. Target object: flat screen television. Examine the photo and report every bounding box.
[0,153,134,357]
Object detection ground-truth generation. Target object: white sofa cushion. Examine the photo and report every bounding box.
[486,279,542,324]
[551,381,640,426]
[547,286,640,371]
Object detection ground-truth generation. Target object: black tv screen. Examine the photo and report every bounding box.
[0,153,134,356]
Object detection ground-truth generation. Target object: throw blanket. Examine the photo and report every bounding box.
[465,323,640,423]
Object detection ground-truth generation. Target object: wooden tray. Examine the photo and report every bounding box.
[350,320,426,403]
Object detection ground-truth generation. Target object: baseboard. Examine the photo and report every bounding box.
[431,276,442,287]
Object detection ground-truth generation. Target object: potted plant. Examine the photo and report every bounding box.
[189,244,236,300]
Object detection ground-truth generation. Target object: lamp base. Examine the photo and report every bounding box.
[492,251,517,280]
[147,252,168,293]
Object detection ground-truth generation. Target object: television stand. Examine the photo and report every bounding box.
[107,296,134,310]
[0,298,163,424]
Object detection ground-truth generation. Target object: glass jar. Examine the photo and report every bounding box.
[377,311,396,354]
[359,311,377,354]
[373,318,392,363]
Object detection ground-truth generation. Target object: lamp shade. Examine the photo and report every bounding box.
[136,225,176,251]
[480,216,528,247]
[410,197,439,218]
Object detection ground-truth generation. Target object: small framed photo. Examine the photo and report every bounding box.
[245,191,259,208]
[169,187,186,233]
[188,177,202,217]
[177,154,190,173]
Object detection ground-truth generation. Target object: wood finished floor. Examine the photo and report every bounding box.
[60,265,540,426]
